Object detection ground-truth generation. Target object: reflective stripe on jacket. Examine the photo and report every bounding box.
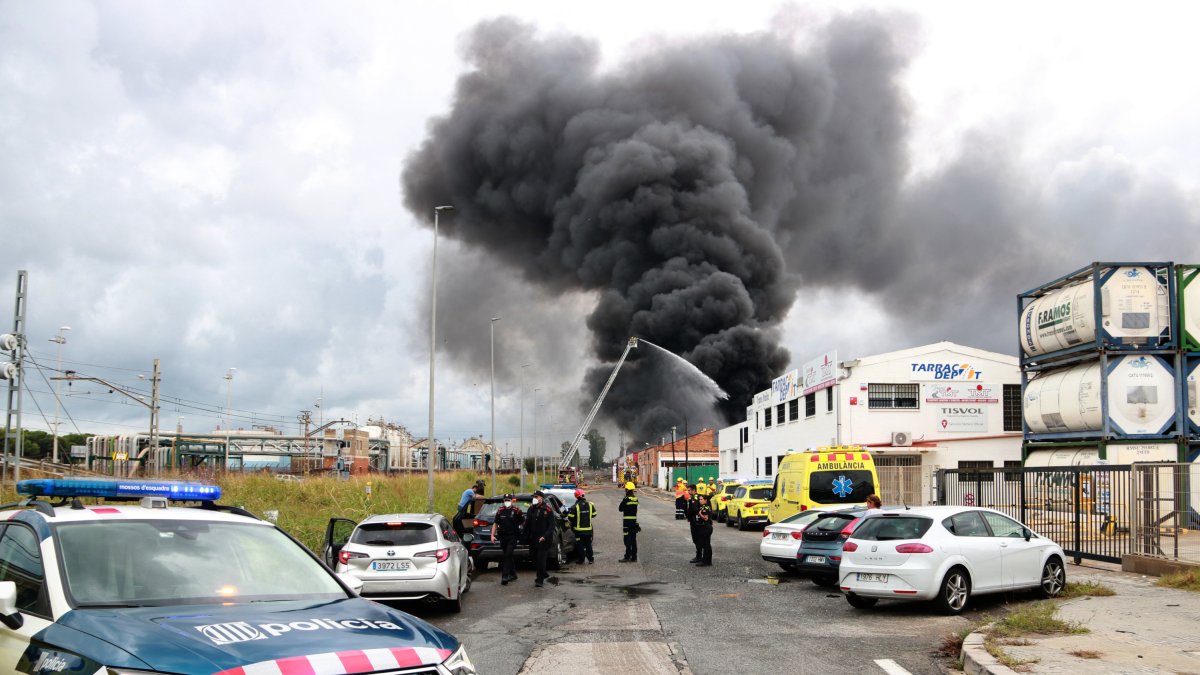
[569,499,596,532]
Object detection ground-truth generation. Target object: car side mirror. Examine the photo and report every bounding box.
[461,533,475,544]
[0,581,23,630]
[1022,527,1032,542]
[338,572,364,595]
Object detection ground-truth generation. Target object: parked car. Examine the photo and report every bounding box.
[538,484,579,512]
[839,506,1066,614]
[794,507,870,586]
[725,481,774,530]
[324,513,472,612]
[713,480,742,522]
[760,507,848,572]
[468,493,576,570]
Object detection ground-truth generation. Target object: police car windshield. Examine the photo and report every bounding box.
[56,520,346,607]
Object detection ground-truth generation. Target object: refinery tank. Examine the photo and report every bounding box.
[1020,265,1172,358]
[1024,354,1178,437]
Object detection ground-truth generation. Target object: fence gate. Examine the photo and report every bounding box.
[876,456,925,507]
[936,465,1134,564]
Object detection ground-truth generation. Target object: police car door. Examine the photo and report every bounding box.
[0,523,56,670]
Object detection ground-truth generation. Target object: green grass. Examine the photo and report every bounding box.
[987,601,1088,639]
[1156,569,1200,592]
[2,469,563,553]
[1058,580,1116,598]
[983,636,1037,671]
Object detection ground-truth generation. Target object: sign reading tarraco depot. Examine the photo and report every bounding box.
[925,383,999,403]
[771,369,799,402]
[937,406,987,432]
[802,350,838,395]
[910,361,985,381]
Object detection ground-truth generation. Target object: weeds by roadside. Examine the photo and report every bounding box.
[984,636,1037,671]
[1058,580,1116,598]
[1069,649,1102,659]
[988,600,1089,638]
[1156,569,1200,592]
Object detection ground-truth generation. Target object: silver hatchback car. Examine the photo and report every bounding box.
[324,513,473,612]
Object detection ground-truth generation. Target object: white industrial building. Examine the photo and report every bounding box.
[718,342,1024,505]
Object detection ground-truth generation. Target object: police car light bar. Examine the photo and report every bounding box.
[539,483,576,489]
[17,478,222,501]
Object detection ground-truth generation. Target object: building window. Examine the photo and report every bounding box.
[788,399,799,421]
[733,459,738,472]
[756,458,760,475]
[1003,384,1022,432]
[764,456,774,476]
[957,460,995,483]
[764,407,773,428]
[805,393,816,418]
[1003,460,1022,482]
[776,403,785,425]
[826,387,834,412]
[868,383,919,409]
[742,427,749,443]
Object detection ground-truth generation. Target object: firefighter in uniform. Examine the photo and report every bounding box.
[695,493,714,566]
[567,488,596,564]
[618,482,639,562]
[674,478,688,520]
[686,483,703,563]
[490,492,524,585]
[707,478,717,497]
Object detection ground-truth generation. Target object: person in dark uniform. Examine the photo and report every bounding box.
[695,493,713,566]
[567,489,596,564]
[523,490,556,587]
[618,482,639,562]
[490,493,525,585]
[686,484,703,563]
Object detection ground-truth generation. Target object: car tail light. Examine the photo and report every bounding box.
[473,519,487,527]
[416,548,451,563]
[799,505,807,512]
[338,550,367,565]
[837,517,861,540]
[843,541,859,552]
[895,543,934,554]
[762,530,771,538]
[790,532,803,540]
[744,501,759,507]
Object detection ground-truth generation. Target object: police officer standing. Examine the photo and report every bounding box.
[618,482,639,562]
[490,493,524,585]
[686,484,703,563]
[523,490,556,588]
[567,489,596,564]
[694,493,714,566]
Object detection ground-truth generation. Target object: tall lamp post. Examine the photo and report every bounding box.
[533,389,542,485]
[48,326,70,464]
[223,368,236,471]
[518,362,531,491]
[489,316,500,495]
[427,204,453,512]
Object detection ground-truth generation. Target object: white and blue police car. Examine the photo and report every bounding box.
[0,478,476,674]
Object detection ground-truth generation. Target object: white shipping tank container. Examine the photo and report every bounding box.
[1024,443,1177,467]
[1184,267,1200,348]
[1024,355,1178,435]
[1020,266,1171,357]
[1187,358,1199,432]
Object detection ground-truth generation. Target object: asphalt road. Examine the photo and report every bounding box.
[404,484,1018,674]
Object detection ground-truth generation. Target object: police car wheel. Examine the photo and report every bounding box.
[547,537,564,571]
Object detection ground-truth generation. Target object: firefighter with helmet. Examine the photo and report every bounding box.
[567,488,596,564]
[618,482,639,562]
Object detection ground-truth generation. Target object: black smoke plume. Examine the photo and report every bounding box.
[401,13,912,439]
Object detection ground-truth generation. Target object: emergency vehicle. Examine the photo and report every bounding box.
[766,447,880,523]
[0,478,475,674]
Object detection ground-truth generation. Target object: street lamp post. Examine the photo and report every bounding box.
[519,362,531,491]
[428,204,453,512]
[223,368,236,472]
[49,326,70,464]
[533,389,543,485]
[489,317,500,496]
[671,425,677,486]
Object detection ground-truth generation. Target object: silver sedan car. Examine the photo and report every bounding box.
[324,513,473,612]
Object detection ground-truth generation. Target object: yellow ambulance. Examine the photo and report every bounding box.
[766,446,879,523]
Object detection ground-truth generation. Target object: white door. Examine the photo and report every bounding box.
[945,511,1004,591]
[981,511,1044,588]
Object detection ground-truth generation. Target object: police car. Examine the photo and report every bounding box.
[0,478,475,674]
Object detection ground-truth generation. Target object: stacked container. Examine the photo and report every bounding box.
[1180,265,1200,457]
[1018,262,1190,462]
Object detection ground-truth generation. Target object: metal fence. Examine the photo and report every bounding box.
[876,462,928,508]
[936,464,1199,565]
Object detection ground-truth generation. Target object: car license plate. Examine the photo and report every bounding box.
[804,555,826,564]
[857,573,889,583]
[772,533,789,540]
[371,560,411,572]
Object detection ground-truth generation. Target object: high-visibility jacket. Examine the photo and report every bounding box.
[619,494,639,532]
[674,485,688,500]
[569,498,596,532]
[696,483,709,497]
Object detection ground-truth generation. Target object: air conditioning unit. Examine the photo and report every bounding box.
[891,431,912,447]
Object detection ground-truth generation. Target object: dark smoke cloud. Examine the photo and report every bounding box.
[402,13,912,439]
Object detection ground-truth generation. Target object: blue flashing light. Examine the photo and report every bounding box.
[539,483,576,489]
[17,478,222,501]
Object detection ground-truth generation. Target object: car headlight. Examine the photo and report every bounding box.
[443,644,477,675]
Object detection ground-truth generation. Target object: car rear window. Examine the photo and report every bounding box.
[476,501,532,520]
[779,510,825,526]
[809,513,857,533]
[809,470,875,504]
[851,516,933,541]
[722,485,738,495]
[351,522,437,546]
[747,488,772,500]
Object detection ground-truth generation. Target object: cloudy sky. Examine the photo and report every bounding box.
[3,1,1198,458]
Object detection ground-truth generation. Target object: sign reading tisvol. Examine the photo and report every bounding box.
[910,361,985,381]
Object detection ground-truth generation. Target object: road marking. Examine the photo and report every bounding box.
[874,658,912,675]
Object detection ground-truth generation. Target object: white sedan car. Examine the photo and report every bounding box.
[839,506,1066,614]
[760,507,845,572]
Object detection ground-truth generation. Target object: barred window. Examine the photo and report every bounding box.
[788,399,799,421]
[867,383,919,409]
[1003,460,1022,482]
[805,393,816,418]
[958,460,995,483]
[1003,384,1022,432]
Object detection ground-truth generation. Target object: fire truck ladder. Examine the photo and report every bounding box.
[560,337,637,471]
